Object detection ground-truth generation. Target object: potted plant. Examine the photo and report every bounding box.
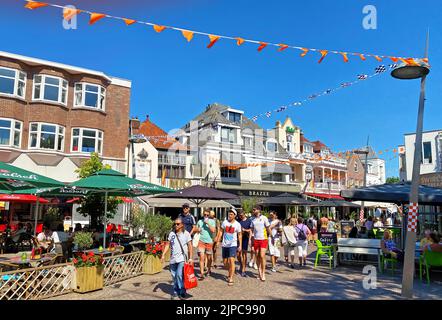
[72,252,104,293]
[156,215,174,263]
[143,242,164,274]
[73,231,93,251]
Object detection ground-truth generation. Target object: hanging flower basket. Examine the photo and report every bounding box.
[73,252,104,293]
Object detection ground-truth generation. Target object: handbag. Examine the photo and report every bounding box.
[175,232,198,290]
[192,232,200,248]
[282,226,297,247]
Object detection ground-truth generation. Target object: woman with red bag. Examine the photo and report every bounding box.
[161,218,193,300]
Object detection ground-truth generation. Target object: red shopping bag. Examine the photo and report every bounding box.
[183,262,198,290]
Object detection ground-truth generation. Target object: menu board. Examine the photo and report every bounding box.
[318,232,337,246]
[340,220,355,238]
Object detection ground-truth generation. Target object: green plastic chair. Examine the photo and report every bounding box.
[314,240,333,269]
[380,254,398,275]
[420,250,442,284]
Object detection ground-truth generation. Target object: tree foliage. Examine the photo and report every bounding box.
[129,205,173,240]
[74,153,121,228]
[386,176,401,184]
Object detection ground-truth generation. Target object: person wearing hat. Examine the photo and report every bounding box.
[179,203,196,236]
[216,208,242,286]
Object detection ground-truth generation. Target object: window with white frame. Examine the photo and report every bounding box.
[71,128,103,154]
[243,136,253,148]
[220,167,238,179]
[422,142,432,164]
[0,67,26,99]
[74,83,106,111]
[29,123,64,151]
[33,75,68,105]
[220,127,237,143]
[266,141,278,153]
[0,118,22,147]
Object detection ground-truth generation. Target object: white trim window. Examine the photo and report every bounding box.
[33,75,68,105]
[0,67,26,99]
[71,128,103,154]
[0,118,22,147]
[266,141,278,153]
[29,123,65,151]
[74,83,106,111]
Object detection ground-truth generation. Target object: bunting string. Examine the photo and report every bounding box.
[23,1,427,64]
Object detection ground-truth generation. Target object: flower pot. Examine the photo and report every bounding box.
[73,265,104,293]
[143,254,163,275]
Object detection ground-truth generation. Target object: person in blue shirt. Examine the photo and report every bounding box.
[237,210,252,277]
[179,203,196,236]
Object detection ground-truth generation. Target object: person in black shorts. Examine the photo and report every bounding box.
[237,210,252,277]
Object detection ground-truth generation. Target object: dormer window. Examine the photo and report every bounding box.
[266,141,278,153]
[228,112,241,124]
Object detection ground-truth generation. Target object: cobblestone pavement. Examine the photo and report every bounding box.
[50,245,442,300]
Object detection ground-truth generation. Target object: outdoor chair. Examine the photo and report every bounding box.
[314,240,333,269]
[380,254,398,275]
[419,251,442,284]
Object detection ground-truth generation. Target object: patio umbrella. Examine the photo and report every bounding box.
[70,169,174,247]
[156,185,238,209]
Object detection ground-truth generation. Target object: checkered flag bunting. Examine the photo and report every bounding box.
[375,65,387,74]
[341,82,352,87]
[265,111,272,118]
[251,116,258,122]
[357,74,368,80]
[389,64,398,69]
[325,89,332,94]
[407,202,419,232]
[308,94,318,99]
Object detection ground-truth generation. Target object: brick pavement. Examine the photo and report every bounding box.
[50,244,442,300]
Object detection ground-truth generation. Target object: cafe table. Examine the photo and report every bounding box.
[73,248,115,257]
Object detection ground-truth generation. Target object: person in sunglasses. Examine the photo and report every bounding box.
[196,209,216,279]
[161,218,193,300]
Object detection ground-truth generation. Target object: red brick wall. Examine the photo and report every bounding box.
[0,56,130,159]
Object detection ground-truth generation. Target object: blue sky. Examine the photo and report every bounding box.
[2,0,442,178]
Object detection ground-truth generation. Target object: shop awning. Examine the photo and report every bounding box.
[0,194,50,203]
[261,163,293,174]
[305,193,344,200]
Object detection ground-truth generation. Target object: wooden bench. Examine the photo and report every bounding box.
[337,238,382,271]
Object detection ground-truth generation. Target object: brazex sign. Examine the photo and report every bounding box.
[220,189,285,197]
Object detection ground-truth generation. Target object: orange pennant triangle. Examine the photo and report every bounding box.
[124,19,136,26]
[89,13,106,25]
[278,44,289,52]
[359,54,366,61]
[405,58,419,66]
[300,48,309,57]
[318,50,328,63]
[422,58,429,64]
[257,42,268,52]
[25,1,48,9]
[153,25,166,33]
[374,55,383,62]
[182,30,194,42]
[236,37,245,46]
[390,57,399,63]
[341,52,349,63]
[63,8,81,21]
[207,35,220,48]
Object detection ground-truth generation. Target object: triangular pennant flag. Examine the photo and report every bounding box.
[124,19,136,26]
[300,48,309,57]
[340,52,349,63]
[404,58,419,66]
[390,57,399,63]
[236,37,245,46]
[278,44,289,52]
[422,58,429,64]
[207,35,220,48]
[182,30,194,42]
[318,50,328,63]
[25,1,48,10]
[359,54,366,61]
[89,13,106,25]
[153,25,166,33]
[63,8,81,21]
[257,42,268,52]
[374,55,383,62]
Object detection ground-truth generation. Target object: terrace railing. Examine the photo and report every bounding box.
[103,251,144,286]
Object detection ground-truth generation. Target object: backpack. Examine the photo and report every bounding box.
[296,225,307,241]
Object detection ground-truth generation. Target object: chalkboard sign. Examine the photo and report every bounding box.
[318,232,337,246]
[340,221,355,238]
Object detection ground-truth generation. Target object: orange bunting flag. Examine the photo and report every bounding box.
[318,50,328,63]
[405,58,419,66]
[393,149,398,153]
[278,44,289,52]
[153,25,166,33]
[89,13,106,25]
[207,35,220,48]
[25,1,48,10]
[423,58,429,64]
[374,55,382,62]
[63,8,81,21]
[390,57,399,63]
[124,19,136,26]
[378,151,383,154]
[359,54,366,61]
[181,30,194,42]
[257,42,268,52]
[300,48,309,57]
[340,52,349,63]
[236,37,245,46]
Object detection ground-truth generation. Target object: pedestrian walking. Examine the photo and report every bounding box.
[179,203,196,236]
[268,211,283,273]
[282,217,298,269]
[319,214,329,233]
[209,210,221,268]
[196,209,216,279]
[237,210,252,277]
[295,217,311,267]
[161,218,193,300]
[250,205,271,281]
[217,208,242,286]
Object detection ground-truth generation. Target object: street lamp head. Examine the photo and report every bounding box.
[391,59,430,80]
[354,148,369,155]
[129,134,147,144]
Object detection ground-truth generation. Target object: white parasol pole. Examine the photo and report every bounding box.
[34,196,40,236]
[103,191,108,248]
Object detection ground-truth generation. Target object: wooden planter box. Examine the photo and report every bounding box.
[74,265,104,293]
[143,254,163,275]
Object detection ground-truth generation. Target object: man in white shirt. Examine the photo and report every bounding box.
[250,206,271,282]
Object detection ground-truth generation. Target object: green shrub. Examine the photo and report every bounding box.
[73,232,93,250]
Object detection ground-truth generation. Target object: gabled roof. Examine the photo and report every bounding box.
[138,118,187,151]
[300,135,312,144]
[312,140,329,152]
